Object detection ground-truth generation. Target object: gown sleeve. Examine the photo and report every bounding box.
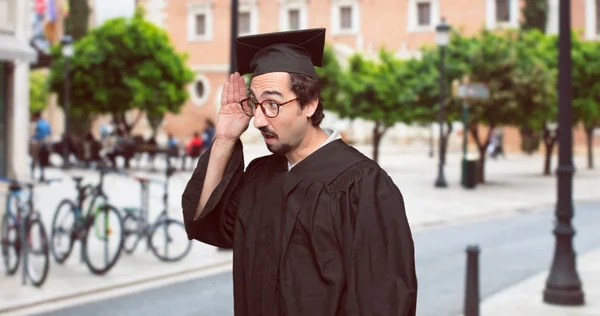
[181,139,245,249]
[340,163,418,315]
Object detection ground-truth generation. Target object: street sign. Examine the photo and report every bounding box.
[457,83,490,100]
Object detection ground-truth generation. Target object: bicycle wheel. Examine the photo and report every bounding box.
[1,213,20,275]
[25,217,50,287]
[149,219,192,262]
[83,204,124,275]
[122,212,141,255]
[50,199,77,264]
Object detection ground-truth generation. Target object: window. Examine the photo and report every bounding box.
[408,0,438,33]
[288,9,300,30]
[187,3,213,42]
[496,0,510,22]
[239,12,251,34]
[238,3,258,36]
[417,2,431,26]
[340,6,353,30]
[190,74,211,107]
[331,0,359,35]
[195,14,206,36]
[280,1,308,31]
[486,0,517,29]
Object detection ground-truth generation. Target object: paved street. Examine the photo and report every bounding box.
[36,201,600,316]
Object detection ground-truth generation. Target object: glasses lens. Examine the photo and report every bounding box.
[263,101,279,118]
[240,99,255,116]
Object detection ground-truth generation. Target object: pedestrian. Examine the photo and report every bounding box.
[30,111,52,181]
[201,118,215,154]
[181,28,417,315]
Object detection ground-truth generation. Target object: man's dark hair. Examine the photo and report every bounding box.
[289,73,324,127]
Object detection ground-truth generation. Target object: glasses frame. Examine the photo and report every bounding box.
[239,97,299,118]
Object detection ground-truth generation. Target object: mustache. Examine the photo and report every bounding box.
[259,127,278,138]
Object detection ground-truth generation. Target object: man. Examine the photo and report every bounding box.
[30,112,52,181]
[182,28,417,315]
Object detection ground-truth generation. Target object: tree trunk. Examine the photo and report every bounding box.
[371,121,389,164]
[469,124,495,184]
[585,126,594,169]
[542,126,558,175]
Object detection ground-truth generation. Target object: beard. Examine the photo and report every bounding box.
[266,142,293,156]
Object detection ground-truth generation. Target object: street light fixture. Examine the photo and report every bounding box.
[543,0,585,305]
[434,18,450,188]
[61,35,73,169]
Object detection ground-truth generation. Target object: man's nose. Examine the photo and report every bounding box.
[253,107,269,129]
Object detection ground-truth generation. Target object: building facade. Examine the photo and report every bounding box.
[0,0,37,179]
[139,0,600,150]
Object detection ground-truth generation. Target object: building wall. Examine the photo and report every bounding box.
[137,0,600,150]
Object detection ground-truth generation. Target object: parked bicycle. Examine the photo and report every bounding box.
[1,177,58,287]
[122,166,192,262]
[50,167,125,275]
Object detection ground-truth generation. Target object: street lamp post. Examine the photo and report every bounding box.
[434,18,450,188]
[543,0,585,306]
[230,0,239,74]
[61,35,74,169]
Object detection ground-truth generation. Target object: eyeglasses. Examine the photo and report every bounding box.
[239,97,298,118]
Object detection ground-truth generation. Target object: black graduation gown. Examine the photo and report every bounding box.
[181,139,417,316]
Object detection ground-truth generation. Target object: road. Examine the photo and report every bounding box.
[38,202,600,316]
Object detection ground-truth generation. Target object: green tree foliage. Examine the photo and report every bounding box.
[29,70,50,116]
[513,29,558,174]
[572,35,600,169]
[318,47,419,163]
[64,0,90,41]
[521,0,548,32]
[48,7,195,136]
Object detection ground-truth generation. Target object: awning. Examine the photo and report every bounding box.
[0,34,38,63]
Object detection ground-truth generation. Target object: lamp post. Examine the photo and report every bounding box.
[434,18,450,188]
[543,0,584,306]
[61,35,74,169]
[230,0,239,74]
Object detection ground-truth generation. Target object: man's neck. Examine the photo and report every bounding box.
[286,127,329,166]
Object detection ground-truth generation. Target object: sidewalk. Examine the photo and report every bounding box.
[477,247,600,316]
[1,143,599,313]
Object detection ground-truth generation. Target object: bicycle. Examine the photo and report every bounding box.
[1,177,58,287]
[122,166,192,262]
[49,167,125,275]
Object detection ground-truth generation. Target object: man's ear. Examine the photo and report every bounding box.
[303,98,319,118]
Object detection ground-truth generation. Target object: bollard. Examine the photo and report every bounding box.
[464,245,480,316]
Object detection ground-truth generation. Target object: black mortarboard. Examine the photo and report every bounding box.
[236,28,326,79]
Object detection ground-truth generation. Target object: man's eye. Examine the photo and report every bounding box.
[267,101,279,109]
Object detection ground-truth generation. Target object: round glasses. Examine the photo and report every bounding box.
[239,98,298,118]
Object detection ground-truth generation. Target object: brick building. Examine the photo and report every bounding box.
[119,1,600,152]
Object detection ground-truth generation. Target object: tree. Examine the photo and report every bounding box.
[319,48,419,163]
[48,7,195,136]
[450,29,521,183]
[64,0,90,41]
[572,35,600,169]
[521,0,548,32]
[513,29,558,175]
[29,70,50,116]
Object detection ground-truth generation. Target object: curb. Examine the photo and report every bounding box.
[0,259,233,315]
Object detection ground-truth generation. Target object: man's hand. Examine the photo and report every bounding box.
[215,72,251,142]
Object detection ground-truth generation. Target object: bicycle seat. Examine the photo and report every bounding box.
[72,176,84,183]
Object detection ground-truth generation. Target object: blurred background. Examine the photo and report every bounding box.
[0,0,599,315]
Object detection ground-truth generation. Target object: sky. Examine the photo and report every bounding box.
[94,0,136,25]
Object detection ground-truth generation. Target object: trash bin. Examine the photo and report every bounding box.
[462,159,478,189]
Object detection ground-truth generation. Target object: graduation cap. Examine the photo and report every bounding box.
[236,28,326,79]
